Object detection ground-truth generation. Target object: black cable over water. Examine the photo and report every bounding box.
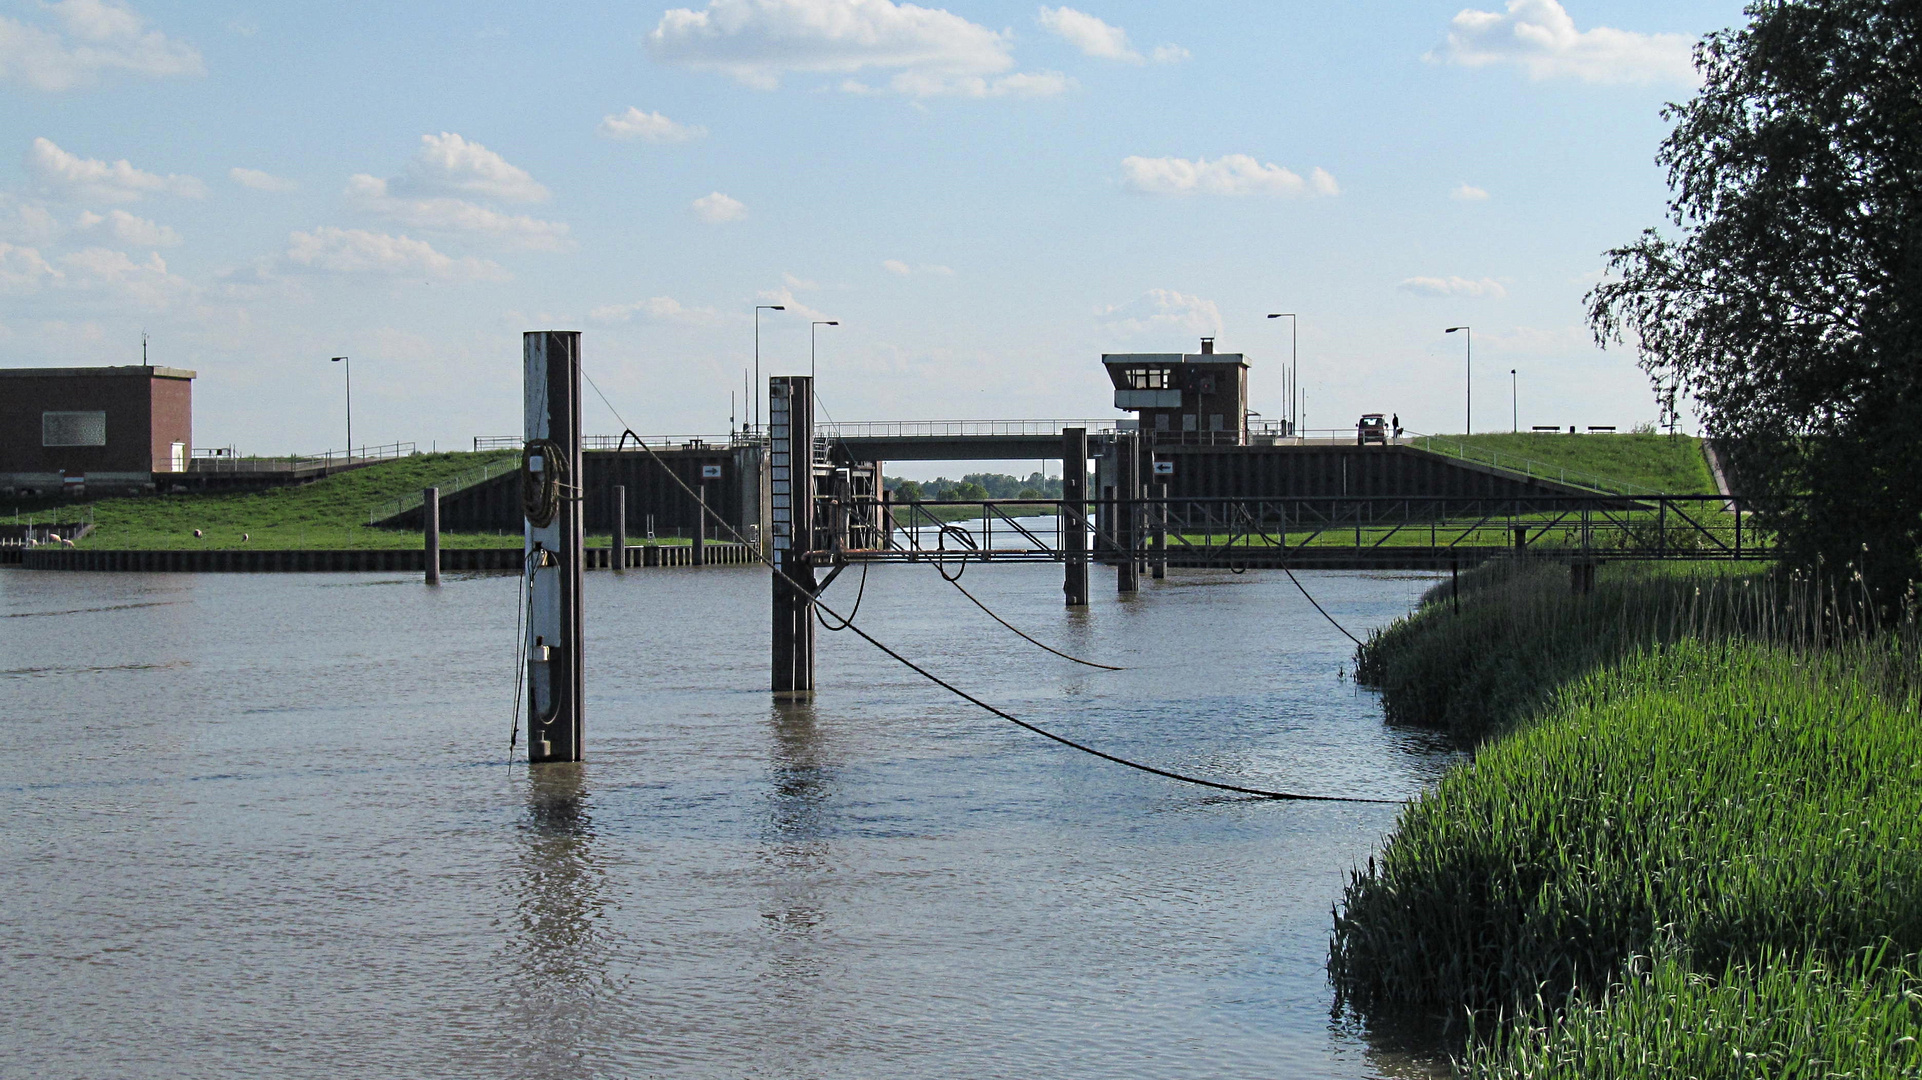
[578,370,1399,804]
[506,553,535,756]
[816,561,868,631]
[1283,564,1366,647]
[933,560,1123,671]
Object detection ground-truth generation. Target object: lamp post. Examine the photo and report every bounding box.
[811,320,839,382]
[1445,326,1471,434]
[1266,312,1298,435]
[330,356,351,458]
[754,304,786,435]
[1510,368,1518,432]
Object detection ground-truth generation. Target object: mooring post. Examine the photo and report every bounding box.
[770,376,817,695]
[1151,481,1167,579]
[422,486,440,585]
[880,486,896,550]
[1117,433,1140,593]
[693,482,707,567]
[1062,427,1089,606]
[612,484,627,571]
[523,330,585,763]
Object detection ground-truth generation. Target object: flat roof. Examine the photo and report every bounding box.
[1102,353,1246,366]
[0,365,195,380]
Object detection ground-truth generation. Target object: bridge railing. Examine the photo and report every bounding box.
[848,494,1774,564]
[474,434,755,452]
[819,418,1123,439]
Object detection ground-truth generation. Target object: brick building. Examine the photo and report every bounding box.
[1,366,194,497]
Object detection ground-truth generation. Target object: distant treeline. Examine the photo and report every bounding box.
[883,472,1061,502]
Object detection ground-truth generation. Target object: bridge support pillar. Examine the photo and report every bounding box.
[1150,481,1167,579]
[1116,433,1140,594]
[771,376,816,696]
[1062,427,1089,606]
[523,330,585,764]
[1571,559,1598,596]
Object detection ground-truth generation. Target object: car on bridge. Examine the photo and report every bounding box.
[1357,413,1388,445]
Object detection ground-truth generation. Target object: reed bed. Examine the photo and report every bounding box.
[1461,949,1922,1079]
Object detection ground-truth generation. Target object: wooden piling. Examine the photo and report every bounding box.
[1116,433,1140,593]
[1150,481,1167,579]
[612,484,627,571]
[422,486,440,585]
[770,376,817,696]
[523,330,586,764]
[1062,427,1089,606]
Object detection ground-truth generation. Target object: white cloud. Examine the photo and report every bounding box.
[647,0,1066,98]
[0,195,62,245]
[691,191,746,223]
[598,107,708,142]
[0,241,58,290]
[1121,154,1338,198]
[1150,43,1189,63]
[231,167,297,192]
[56,244,192,308]
[345,174,571,251]
[1431,0,1697,85]
[588,295,722,325]
[392,132,548,203]
[1398,275,1508,299]
[0,0,203,91]
[1451,182,1490,201]
[1037,7,1137,61]
[1100,288,1222,337]
[883,259,952,276]
[78,208,180,247]
[284,226,509,281]
[27,137,205,202]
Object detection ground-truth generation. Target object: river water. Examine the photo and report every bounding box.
[2,563,1454,1079]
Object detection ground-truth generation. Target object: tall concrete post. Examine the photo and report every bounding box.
[1062,427,1089,606]
[1116,433,1140,593]
[693,483,706,567]
[524,330,585,764]
[1150,480,1167,580]
[611,485,627,571]
[770,376,817,696]
[422,486,440,585]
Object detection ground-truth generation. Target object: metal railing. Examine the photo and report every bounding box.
[818,418,1122,439]
[189,441,416,473]
[473,434,754,452]
[366,453,520,526]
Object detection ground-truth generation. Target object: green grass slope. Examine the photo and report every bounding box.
[1414,432,1718,494]
[58,451,518,550]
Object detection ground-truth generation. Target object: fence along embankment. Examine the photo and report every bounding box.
[1332,560,1922,1077]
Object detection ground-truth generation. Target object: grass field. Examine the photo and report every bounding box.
[1333,560,1921,1075]
[27,452,528,550]
[1414,432,1718,494]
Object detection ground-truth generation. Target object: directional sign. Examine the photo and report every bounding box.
[701,464,723,479]
[1151,460,1175,475]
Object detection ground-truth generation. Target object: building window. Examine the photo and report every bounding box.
[1154,413,1170,431]
[1210,414,1225,431]
[1182,414,1197,432]
[1122,367,1170,390]
[43,411,107,447]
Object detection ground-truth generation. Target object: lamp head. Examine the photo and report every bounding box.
[331,356,347,362]
[1445,326,1466,333]
[770,305,785,311]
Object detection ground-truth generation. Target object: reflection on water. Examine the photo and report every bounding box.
[502,763,613,1078]
[0,563,1455,1078]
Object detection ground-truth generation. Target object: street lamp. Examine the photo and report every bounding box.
[1510,368,1518,432]
[811,320,839,382]
[1445,326,1471,433]
[754,304,785,435]
[1266,313,1298,436]
[330,356,351,458]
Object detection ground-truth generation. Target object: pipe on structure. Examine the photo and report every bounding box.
[524,330,585,763]
[770,375,817,696]
[612,484,627,571]
[1062,427,1089,606]
[423,486,440,585]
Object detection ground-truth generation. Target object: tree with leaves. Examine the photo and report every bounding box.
[1588,0,1922,609]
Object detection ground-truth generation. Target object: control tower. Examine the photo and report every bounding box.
[1101,337,1248,445]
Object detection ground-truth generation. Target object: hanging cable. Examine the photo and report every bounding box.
[932,562,1123,670]
[1282,564,1365,647]
[506,552,536,756]
[575,368,1400,804]
[816,561,868,631]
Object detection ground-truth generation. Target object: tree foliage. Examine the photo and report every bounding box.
[1587,0,1922,606]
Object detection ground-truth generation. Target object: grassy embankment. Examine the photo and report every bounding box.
[20,452,689,550]
[1332,559,1922,1077]
[1411,432,1718,495]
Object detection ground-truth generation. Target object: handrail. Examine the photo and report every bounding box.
[365,454,519,525]
[188,441,417,472]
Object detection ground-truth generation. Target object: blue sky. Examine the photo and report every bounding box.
[1,0,1745,458]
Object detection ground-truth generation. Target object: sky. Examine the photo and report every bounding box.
[0,0,1749,466]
